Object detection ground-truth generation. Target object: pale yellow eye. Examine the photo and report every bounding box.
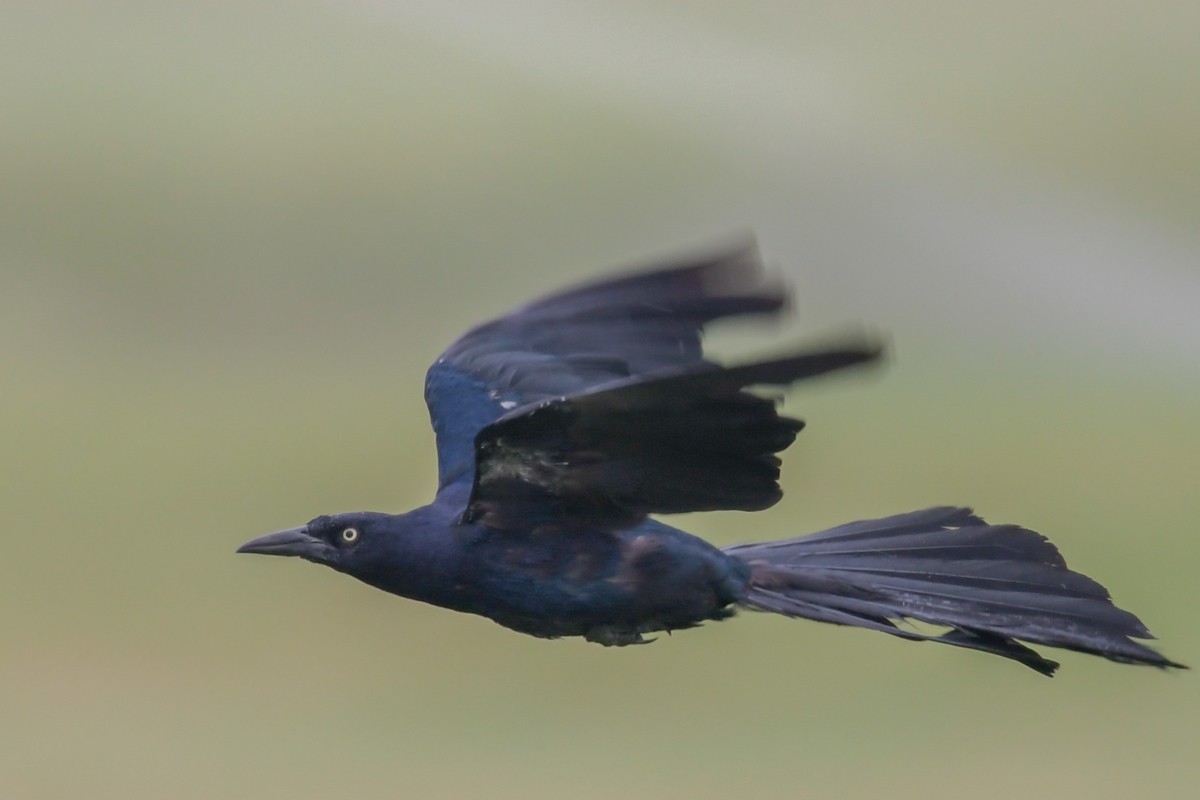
[341,527,359,543]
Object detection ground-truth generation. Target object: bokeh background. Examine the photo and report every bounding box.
[3,3,1197,798]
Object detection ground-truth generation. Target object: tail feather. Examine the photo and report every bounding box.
[725,507,1183,676]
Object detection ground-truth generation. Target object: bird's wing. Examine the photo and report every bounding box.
[462,343,881,530]
[424,238,786,488]
[424,236,882,530]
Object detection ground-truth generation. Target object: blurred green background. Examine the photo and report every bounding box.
[3,3,1197,798]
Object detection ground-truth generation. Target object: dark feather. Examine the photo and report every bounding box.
[425,238,787,488]
[439,237,785,399]
[728,507,1184,675]
[463,342,882,530]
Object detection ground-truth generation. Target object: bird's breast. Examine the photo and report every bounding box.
[455,525,744,641]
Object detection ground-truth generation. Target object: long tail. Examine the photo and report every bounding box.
[724,507,1183,676]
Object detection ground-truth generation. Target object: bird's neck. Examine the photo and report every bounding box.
[348,501,477,611]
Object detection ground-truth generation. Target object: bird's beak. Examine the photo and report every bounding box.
[236,525,334,562]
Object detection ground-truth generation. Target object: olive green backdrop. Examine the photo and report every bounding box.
[3,3,1196,798]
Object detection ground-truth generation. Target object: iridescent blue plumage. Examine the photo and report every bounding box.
[239,238,1181,675]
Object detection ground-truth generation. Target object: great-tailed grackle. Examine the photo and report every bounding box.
[239,239,1181,676]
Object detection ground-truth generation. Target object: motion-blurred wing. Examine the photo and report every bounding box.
[424,239,786,489]
[463,341,882,531]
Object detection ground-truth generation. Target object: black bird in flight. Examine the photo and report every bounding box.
[239,240,1181,676]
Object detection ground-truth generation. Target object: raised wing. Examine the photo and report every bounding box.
[462,342,881,530]
[424,239,787,489]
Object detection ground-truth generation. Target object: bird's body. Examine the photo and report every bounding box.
[310,484,747,645]
[239,239,1181,676]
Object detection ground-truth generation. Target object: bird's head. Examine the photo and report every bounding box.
[236,512,391,574]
